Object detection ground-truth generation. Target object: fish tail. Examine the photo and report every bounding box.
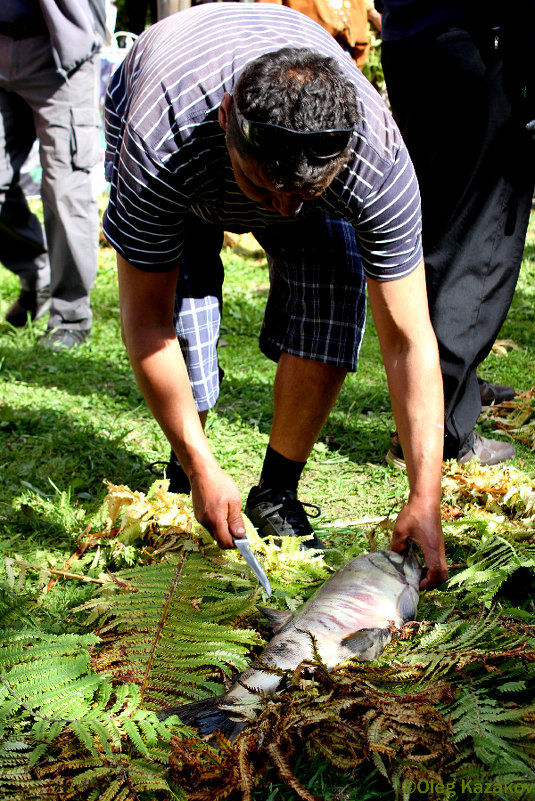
[158,696,248,740]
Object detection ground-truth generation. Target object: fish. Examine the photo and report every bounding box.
[161,549,421,740]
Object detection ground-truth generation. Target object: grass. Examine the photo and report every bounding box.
[0,204,534,800]
[3,211,534,549]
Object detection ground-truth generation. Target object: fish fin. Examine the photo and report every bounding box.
[398,584,419,622]
[157,697,216,725]
[158,697,248,741]
[339,627,392,661]
[257,605,293,633]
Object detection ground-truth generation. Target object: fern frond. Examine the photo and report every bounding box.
[0,630,100,670]
[403,608,534,683]
[0,584,36,630]
[98,777,128,801]
[69,764,116,790]
[450,686,535,774]
[82,551,264,708]
[447,533,535,603]
[69,721,99,756]
[120,718,150,757]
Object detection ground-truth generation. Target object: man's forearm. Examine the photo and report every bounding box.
[367,264,448,586]
[367,263,444,505]
[385,340,444,504]
[126,332,215,478]
[115,253,246,546]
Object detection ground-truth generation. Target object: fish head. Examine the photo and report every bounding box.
[399,548,422,592]
[365,549,420,583]
[367,550,421,623]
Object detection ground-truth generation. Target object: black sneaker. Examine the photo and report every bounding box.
[165,452,191,494]
[5,286,51,327]
[245,485,324,550]
[148,451,191,494]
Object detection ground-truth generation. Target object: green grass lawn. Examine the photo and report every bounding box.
[2,213,534,554]
[0,206,534,801]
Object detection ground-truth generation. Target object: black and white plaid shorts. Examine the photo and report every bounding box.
[174,210,367,411]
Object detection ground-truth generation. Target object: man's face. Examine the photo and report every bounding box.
[227,145,330,217]
[218,93,334,217]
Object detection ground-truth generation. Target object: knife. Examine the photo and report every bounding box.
[233,536,272,596]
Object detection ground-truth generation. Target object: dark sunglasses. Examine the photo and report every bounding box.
[234,105,353,160]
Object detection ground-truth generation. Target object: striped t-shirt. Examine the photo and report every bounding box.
[103,2,422,281]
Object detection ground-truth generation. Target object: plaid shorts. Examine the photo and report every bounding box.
[174,209,367,411]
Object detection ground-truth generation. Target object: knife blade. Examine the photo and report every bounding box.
[233,536,272,596]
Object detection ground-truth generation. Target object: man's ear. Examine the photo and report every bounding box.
[218,93,232,131]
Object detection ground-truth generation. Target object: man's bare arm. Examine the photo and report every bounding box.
[116,254,246,547]
[367,260,448,588]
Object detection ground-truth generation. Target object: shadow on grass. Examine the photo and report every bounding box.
[214,369,394,465]
[0,312,395,472]
[0,403,157,544]
[0,335,137,403]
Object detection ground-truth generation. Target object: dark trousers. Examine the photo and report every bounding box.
[382,24,535,458]
[124,0,157,35]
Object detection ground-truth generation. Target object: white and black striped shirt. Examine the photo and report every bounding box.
[103,2,422,281]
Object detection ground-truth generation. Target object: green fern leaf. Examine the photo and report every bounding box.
[70,764,116,789]
[447,534,535,603]
[27,743,48,769]
[82,551,265,707]
[98,777,127,801]
[87,720,114,758]
[70,721,98,756]
[121,718,150,757]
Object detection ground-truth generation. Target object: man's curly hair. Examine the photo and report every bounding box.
[228,47,359,192]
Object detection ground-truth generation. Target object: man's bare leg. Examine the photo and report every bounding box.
[269,352,348,460]
[245,353,348,547]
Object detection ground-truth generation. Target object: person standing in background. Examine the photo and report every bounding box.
[377,0,535,466]
[123,0,157,35]
[256,0,381,69]
[0,0,104,349]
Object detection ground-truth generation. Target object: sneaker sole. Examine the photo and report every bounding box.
[385,448,407,471]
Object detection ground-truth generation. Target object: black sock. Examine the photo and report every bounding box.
[259,445,306,492]
[166,450,191,494]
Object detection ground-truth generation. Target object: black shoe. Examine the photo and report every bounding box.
[458,431,515,465]
[166,452,191,494]
[245,485,324,549]
[386,430,515,469]
[37,327,90,350]
[148,452,191,494]
[478,377,515,407]
[5,286,51,327]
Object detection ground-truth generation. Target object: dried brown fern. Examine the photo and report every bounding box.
[265,742,319,801]
[479,387,535,450]
[168,660,456,799]
[169,735,249,801]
